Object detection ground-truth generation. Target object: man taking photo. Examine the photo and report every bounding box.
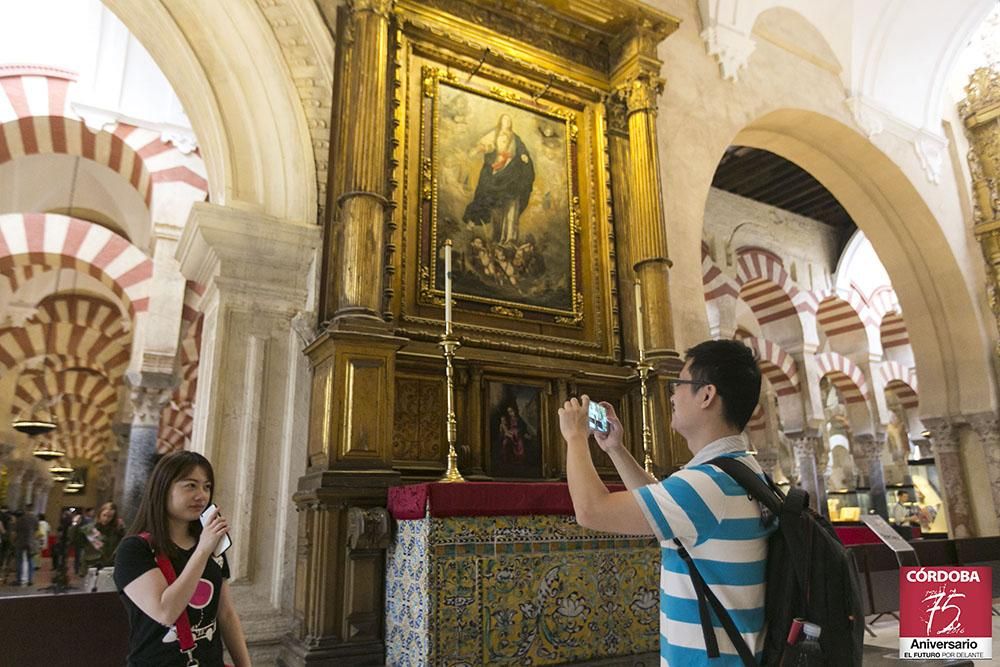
[560,339,773,665]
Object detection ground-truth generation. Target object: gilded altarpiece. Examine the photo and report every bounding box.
[388,0,682,480]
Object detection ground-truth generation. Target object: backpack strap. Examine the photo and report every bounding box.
[708,456,782,517]
[670,455,778,667]
[674,539,758,667]
[137,533,199,666]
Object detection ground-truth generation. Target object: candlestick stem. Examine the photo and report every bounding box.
[637,360,655,475]
[438,333,464,482]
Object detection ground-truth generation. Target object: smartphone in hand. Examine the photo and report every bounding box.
[588,401,610,434]
[199,504,232,557]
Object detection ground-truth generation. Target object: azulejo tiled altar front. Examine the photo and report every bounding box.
[386,483,660,666]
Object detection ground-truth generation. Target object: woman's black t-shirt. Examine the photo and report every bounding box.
[114,535,230,667]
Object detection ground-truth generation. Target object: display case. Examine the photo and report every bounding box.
[903,458,949,535]
[827,488,873,522]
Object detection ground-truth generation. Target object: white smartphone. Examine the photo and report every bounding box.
[199,504,232,557]
[588,401,609,434]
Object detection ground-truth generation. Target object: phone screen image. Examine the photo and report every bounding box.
[588,402,609,434]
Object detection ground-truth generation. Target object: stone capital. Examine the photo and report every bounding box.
[853,433,880,459]
[922,417,962,455]
[176,203,321,309]
[967,411,1000,445]
[126,372,175,428]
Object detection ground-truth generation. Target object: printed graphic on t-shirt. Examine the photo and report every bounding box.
[161,577,218,645]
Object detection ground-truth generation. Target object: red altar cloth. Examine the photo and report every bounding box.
[388,482,625,520]
[834,524,921,545]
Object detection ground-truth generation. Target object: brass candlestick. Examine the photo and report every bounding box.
[637,358,656,476]
[438,332,465,482]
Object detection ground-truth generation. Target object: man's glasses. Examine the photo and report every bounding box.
[667,379,709,395]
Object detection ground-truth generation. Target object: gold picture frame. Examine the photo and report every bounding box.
[418,67,583,325]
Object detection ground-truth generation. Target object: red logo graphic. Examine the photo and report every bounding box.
[899,567,992,660]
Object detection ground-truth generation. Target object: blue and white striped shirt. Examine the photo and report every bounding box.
[633,435,775,666]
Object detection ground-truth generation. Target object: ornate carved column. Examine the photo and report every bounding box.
[178,202,321,654]
[282,2,403,664]
[967,411,1000,529]
[960,61,1000,359]
[853,434,889,519]
[790,432,827,517]
[121,374,173,525]
[923,418,974,537]
[610,22,680,370]
[321,0,393,325]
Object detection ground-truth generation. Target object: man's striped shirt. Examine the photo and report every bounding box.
[632,436,775,666]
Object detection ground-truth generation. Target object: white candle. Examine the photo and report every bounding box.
[444,240,453,334]
[635,279,645,360]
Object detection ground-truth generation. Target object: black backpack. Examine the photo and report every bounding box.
[673,456,865,666]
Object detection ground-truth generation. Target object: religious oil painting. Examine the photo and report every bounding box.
[487,382,544,479]
[423,73,579,321]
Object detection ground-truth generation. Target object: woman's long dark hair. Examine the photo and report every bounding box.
[128,451,214,557]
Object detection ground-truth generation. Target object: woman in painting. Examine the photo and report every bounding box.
[500,404,529,464]
[463,113,534,245]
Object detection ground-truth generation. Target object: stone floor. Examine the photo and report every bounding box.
[0,554,91,598]
[2,559,997,665]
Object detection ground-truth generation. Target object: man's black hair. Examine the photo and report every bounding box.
[684,339,761,430]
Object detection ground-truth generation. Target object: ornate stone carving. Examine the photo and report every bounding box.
[255,0,334,221]
[346,506,391,550]
[923,417,974,537]
[128,384,173,428]
[966,411,1000,525]
[700,25,756,82]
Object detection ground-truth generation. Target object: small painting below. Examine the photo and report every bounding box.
[487,382,544,479]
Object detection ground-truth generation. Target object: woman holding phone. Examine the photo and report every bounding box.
[114,451,251,666]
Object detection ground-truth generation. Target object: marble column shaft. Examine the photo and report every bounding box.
[854,433,889,519]
[924,418,974,538]
[967,412,1000,529]
[5,461,27,510]
[121,379,173,525]
[791,433,826,516]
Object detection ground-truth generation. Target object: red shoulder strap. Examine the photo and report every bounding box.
[137,532,197,654]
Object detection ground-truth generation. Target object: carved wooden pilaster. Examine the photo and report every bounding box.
[961,64,1000,360]
[924,418,975,538]
[967,411,1000,529]
[610,23,679,369]
[322,0,395,325]
[280,474,397,666]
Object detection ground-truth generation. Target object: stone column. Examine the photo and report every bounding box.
[790,432,826,517]
[854,434,889,519]
[21,472,36,511]
[5,460,27,510]
[610,22,681,370]
[112,422,130,509]
[178,202,320,662]
[967,412,1000,530]
[121,375,173,525]
[923,418,974,538]
[34,479,52,515]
